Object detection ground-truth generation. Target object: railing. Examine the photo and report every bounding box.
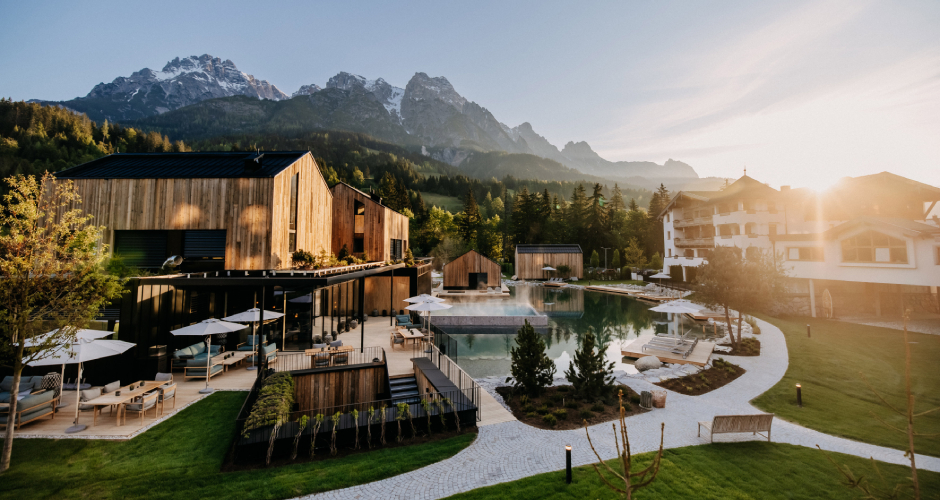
[427,324,458,362]
[413,341,482,421]
[674,237,715,248]
[673,215,713,228]
[234,387,478,448]
[271,346,387,373]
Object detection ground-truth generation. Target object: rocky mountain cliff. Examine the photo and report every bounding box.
[44,55,287,122]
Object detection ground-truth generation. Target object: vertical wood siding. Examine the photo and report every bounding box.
[514,251,584,279]
[330,183,409,261]
[442,250,502,288]
[293,366,388,413]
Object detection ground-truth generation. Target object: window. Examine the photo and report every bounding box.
[666,214,670,223]
[684,249,694,258]
[288,173,299,252]
[353,200,365,253]
[698,248,710,259]
[667,231,671,240]
[787,247,824,261]
[935,246,940,265]
[114,230,168,268]
[390,239,403,260]
[769,224,777,236]
[668,249,672,257]
[841,230,907,264]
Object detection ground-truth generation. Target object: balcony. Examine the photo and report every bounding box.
[675,236,715,248]
[673,215,714,228]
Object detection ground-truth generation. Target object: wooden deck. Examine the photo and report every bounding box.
[584,286,674,303]
[621,337,715,366]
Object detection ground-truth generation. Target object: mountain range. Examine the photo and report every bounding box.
[39,54,722,189]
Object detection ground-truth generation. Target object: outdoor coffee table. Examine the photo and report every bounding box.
[217,351,251,371]
[399,329,425,345]
[84,380,165,426]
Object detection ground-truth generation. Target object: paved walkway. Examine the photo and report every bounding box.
[301,316,940,500]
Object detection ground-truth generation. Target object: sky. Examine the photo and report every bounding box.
[2,0,938,188]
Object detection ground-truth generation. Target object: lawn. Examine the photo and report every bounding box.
[752,314,940,457]
[445,442,940,499]
[0,392,476,500]
[420,191,464,213]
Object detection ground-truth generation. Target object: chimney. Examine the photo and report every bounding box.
[243,153,264,172]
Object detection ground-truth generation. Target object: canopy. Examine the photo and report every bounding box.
[405,301,452,312]
[170,318,246,336]
[288,295,313,304]
[541,266,557,271]
[667,299,703,311]
[404,294,445,304]
[26,328,112,348]
[222,308,285,323]
[650,272,671,279]
[649,302,701,314]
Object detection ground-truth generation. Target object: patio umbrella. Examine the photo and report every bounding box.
[405,300,452,335]
[649,272,671,286]
[668,299,703,311]
[649,302,701,315]
[404,294,445,303]
[223,308,285,370]
[26,328,113,408]
[28,338,135,433]
[541,266,556,280]
[171,319,246,394]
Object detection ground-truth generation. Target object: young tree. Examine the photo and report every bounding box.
[650,252,663,271]
[611,249,621,269]
[590,249,600,268]
[506,320,555,396]
[694,246,787,349]
[565,330,615,400]
[622,238,649,270]
[0,173,125,472]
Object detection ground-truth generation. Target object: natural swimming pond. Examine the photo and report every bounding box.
[437,285,716,379]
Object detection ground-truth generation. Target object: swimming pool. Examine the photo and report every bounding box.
[430,300,547,326]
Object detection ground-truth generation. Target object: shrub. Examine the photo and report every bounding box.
[549,393,563,404]
[525,411,539,419]
[590,402,605,412]
[744,315,762,334]
[556,385,570,393]
[621,402,632,412]
[630,394,641,405]
[552,409,568,420]
[536,404,550,415]
[291,249,315,268]
[542,414,558,427]
[565,400,579,409]
[522,403,535,413]
[580,409,594,420]
[242,372,295,437]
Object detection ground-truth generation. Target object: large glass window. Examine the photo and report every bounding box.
[841,230,907,264]
[787,247,823,261]
[288,173,299,252]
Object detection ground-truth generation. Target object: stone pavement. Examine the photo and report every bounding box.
[300,316,940,500]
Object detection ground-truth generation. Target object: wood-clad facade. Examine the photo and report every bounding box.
[293,366,388,413]
[54,152,331,270]
[515,244,583,279]
[442,250,501,290]
[330,182,409,262]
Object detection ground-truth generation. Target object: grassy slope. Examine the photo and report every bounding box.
[0,392,475,500]
[420,192,464,213]
[445,442,940,500]
[752,315,940,457]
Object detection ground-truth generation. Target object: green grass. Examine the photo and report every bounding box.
[420,192,464,213]
[0,392,476,500]
[752,314,940,457]
[445,442,940,499]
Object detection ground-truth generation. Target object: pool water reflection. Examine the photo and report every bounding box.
[439,286,715,379]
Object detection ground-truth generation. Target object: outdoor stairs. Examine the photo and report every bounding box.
[390,375,420,404]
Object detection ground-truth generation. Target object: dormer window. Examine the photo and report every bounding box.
[841,230,907,264]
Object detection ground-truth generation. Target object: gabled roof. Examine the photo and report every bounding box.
[444,249,500,268]
[515,244,583,254]
[838,172,940,200]
[55,151,310,179]
[771,216,940,241]
[330,181,408,217]
[705,175,779,203]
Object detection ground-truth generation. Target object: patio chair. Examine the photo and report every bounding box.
[312,343,327,350]
[313,352,331,368]
[330,340,343,348]
[155,372,173,384]
[332,350,349,366]
[124,391,159,425]
[390,331,406,350]
[158,383,177,415]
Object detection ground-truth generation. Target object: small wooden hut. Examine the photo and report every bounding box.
[442,250,501,290]
[514,244,583,280]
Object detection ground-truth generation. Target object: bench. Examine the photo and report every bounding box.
[698,414,774,443]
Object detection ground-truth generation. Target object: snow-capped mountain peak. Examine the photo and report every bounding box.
[325,72,405,122]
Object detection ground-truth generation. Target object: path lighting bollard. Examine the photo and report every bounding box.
[566,445,572,484]
[807,324,811,338]
[796,384,803,408]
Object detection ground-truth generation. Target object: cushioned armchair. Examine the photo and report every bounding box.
[0,389,57,430]
[171,342,222,370]
[0,376,46,403]
[248,343,278,365]
[183,359,224,381]
[237,335,267,351]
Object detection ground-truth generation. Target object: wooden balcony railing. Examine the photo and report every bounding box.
[674,237,715,248]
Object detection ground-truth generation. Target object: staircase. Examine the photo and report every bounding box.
[389,375,420,404]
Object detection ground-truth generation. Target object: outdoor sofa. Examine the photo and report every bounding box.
[171,342,222,371]
[237,335,267,352]
[247,343,278,366]
[0,375,47,403]
[183,359,225,380]
[0,389,58,430]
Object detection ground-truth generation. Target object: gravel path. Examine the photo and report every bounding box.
[301,316,940,500]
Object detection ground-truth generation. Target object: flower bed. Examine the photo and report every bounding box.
[654,358,745,395]
[728,337,761,356]
[495,384,647,431]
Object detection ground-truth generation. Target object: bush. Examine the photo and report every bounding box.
[525,411,539,419]
[630,394,641,405]
[621,402,632,412]
[242,372,295,437]
[536,404,550,415]
[522,403,535,413]
[590,402,605,412]
[564,400,579,409]
[556,385,570,393]
[745,315,762,335]
[541,414,558,427]
[580,409,594,420]
[549,393,563,404]
[552,409,568,420]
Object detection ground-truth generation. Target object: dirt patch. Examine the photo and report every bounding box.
[495,385,648,431]
[727,337,761,356]
[654,358,745,396]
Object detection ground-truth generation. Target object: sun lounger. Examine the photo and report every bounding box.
[642,337,699,359]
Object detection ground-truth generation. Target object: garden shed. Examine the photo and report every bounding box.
[442,250,501,290]
[514,244,583,280]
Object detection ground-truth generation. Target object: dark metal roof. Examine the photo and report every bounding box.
[515,244,583,254]
[55,151,310,179]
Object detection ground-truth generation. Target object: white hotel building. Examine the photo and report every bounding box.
[659,173,940,318]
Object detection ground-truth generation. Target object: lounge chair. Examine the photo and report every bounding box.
[124,391,159,425]
[0,390,57,430]
[158,383,177,415]
[390,331,405,350]
[313,352,330,368]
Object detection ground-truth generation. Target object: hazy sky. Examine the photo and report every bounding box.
[2,0,938,188]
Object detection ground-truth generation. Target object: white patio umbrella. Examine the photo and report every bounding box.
[405,300,452,335]
[26,328,113,408]
[223,308,285,370]
[541,266,556,280]
[404,294,445,304]
[649,302,701,315]
[649,272,671,286]
[668,299,703,311]
[171,319,246,394]
[28,338,135,434]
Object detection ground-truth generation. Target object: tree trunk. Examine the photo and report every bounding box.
[737,312,744,346]
[723,306,737,350]
[0,344,24,473]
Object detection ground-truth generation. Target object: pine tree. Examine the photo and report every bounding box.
[457,187,482,243]
[565,330,615,400]
[507,320,556,396]
[608,183,626,213]
[611,249,621,269]
[590,249,600,268]
[567,184,588,243]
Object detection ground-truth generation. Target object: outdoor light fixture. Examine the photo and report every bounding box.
[796,384,803,408]
[806,324,811,338]
[565,445,572,484]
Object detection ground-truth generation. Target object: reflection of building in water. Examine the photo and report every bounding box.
[517,285,585,318]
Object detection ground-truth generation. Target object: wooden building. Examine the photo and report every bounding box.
[54,152,332,271]
[330,182,409,262]
[443,250,501,290]
[514,244,583,280]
